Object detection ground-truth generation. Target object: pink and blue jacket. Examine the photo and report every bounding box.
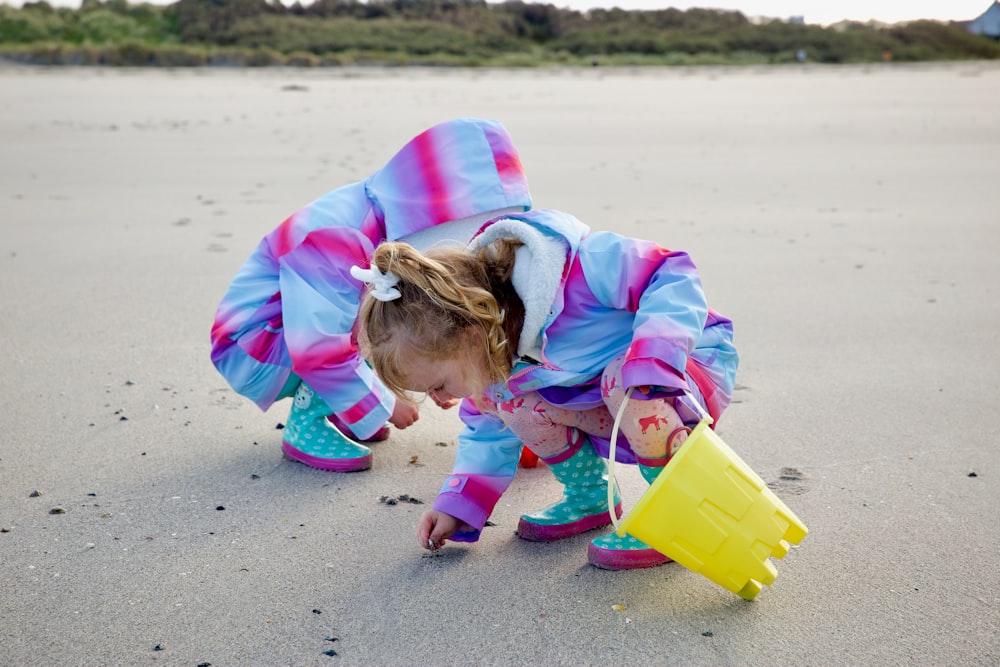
[433,209,739,541]
[210,118,531,439]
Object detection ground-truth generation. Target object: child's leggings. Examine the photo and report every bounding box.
[496,355,695,466]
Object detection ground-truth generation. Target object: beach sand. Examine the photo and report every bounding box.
[1,62,998,665]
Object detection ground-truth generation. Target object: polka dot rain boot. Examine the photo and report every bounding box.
[587,462,672,570]
[281,384,372,472]
[517,436,622,542]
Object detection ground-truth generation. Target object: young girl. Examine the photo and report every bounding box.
[210,118,531,472]
[354,208,738,570]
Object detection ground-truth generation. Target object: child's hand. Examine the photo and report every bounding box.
[389,401,419,429]
[418,510,459,550]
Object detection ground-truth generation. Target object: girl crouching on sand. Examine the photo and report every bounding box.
[354,208,738,569]
[209,118,531,472]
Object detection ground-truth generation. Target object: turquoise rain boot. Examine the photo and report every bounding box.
[587,462,672,570]
[281,384,372,472]
[517,437,622,542]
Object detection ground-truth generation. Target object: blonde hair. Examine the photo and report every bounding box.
[357,239,524,401]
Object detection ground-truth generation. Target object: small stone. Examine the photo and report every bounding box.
[323,649,337,656]
[49,507,66,515]
[29,490,42,498]
[216,505,225,511]
[967,471,978,477]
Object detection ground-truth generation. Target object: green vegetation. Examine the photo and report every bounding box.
[1,0,997,66]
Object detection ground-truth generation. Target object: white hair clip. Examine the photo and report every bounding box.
[350,264,402,302]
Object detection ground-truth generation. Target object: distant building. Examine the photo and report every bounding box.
[961,1,1000,38]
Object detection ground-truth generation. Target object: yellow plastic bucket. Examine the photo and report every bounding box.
[607,391,808,600]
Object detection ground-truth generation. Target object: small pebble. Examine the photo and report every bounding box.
[29,490,42,498]
[49,507,66,515]
[967,471,978,477]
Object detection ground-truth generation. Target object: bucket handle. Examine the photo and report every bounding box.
[606,387,713,531]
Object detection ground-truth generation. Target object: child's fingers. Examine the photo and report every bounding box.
[416,514,435,549]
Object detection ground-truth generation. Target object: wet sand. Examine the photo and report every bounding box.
[1,62,998,665]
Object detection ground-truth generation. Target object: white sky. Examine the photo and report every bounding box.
[1,0,994,26]
[552,1,993,26]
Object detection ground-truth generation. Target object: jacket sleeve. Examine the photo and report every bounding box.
[277,226,395,437]
[578,231,708,393]
[432,398,522,542]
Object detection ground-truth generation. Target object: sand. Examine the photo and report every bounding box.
[1,61,998,666]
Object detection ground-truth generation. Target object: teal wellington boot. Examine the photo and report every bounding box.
[587,463,671,570]
[281,384,372,472]
[517,437,622,542]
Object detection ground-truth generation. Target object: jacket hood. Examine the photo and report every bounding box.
[365,118,532,241]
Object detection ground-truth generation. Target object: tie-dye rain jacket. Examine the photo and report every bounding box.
[210,118,531,439]
[433,209,739,542]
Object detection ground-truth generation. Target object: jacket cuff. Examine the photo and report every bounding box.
[432,474,507,542]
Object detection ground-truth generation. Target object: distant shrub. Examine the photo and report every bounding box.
[1,1,998,67]
[284,49,317,66]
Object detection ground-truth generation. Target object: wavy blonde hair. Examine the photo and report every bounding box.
[357,239,524,402]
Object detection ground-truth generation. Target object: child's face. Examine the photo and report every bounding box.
[402,353,479,404]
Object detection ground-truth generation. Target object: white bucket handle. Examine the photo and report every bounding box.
[607,387,713,531]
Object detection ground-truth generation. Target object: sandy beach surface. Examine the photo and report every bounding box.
[1,61,998,666]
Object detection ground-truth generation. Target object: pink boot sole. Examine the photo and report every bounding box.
[516,503,622,542]
[587,543,671,570]
[282,440,372,472]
